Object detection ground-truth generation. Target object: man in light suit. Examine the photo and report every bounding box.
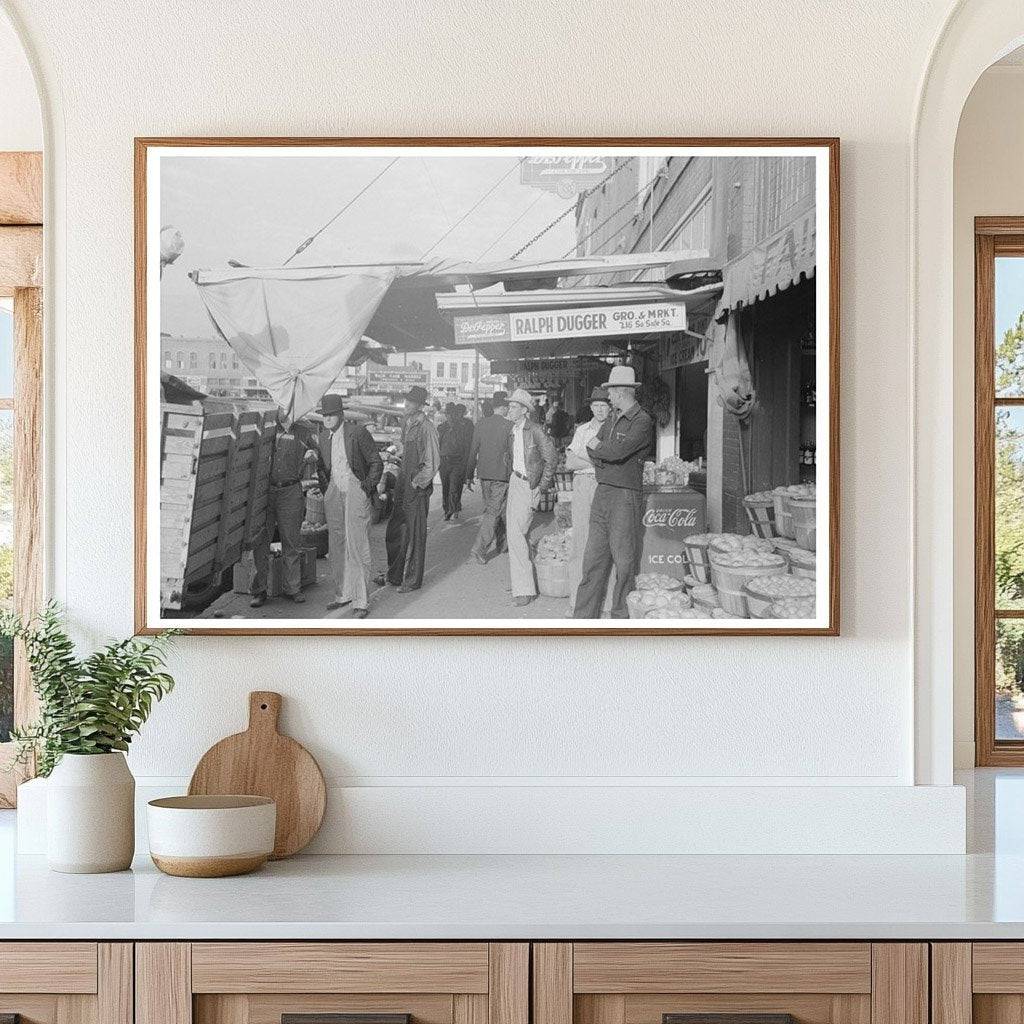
[504,389,557,608]
[317,393,383,618]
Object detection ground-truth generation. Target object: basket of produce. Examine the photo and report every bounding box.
[709,548,787,617]
[634,572,684,592]
[554,469,574,493]
[682,533,715,583]
[643,606,704,620]
[773,483,814,540]
[791,495,816,551]
[742,490,777,539]
[708,533,776,556]
[743,573,816,619]
[690,583,720,615]
[533,532,572,598]
[643,455,697,492]
[535,489,557,513]
[788,546,816,579]
[769,596,816,619]
[626,586,693,619]
[554,498,573,532]
[682,573,700,593]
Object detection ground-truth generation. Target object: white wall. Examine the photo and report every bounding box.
[0,0,974,851]
[952,64,1024,767]
[0,10,40,151]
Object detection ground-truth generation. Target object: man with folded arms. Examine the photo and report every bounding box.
[573,366,654,619]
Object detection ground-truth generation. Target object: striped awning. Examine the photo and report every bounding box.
[721,206,816,311]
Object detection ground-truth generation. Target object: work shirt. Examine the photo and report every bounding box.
[330,425,352,490]
[565,418,603,475]
[588,402,654,492]
[269,428,312,487]
[401,411,441,490]
[511,419,527,475]
[467,414,511,481]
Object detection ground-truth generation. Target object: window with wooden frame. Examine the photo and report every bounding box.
[976,218,1024,764]
[0,151,43,806]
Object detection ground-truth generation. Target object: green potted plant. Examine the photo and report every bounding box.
[2,603,177,873]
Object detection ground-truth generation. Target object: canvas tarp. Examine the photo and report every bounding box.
[195,268,397,423]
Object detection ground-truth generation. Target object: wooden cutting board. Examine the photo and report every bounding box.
[188,691,326,859]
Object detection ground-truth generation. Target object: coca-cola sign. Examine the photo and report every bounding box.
[642,506,699,529]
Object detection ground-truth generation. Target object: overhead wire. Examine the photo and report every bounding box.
[475,192,545,261]
[420,158,524,259]
[282,157,401,266]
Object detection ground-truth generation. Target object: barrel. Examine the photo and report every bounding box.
[535,558,571,598]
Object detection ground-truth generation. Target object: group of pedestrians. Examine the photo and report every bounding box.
[249,365,653,619]
[465,366,654,617]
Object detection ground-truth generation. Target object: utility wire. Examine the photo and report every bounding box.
[282,157,401,266]
[508,157,634,260]
[420,158,524,259]
[563,179,649,259]
[476,193,544,261]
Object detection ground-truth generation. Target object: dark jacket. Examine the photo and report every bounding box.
[467,413,512,482]
[438,416,474,466]
[506,418,557,491]
[317,421,383,495]
[588,402,655,492]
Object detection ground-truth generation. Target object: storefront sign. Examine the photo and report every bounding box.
[657,332,711,372]
[364,367,430,391]
[724,207,816,308]
[520,156,612,198]
[453,303,686,346]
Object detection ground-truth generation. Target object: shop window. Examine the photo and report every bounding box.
[976,222,1024,765]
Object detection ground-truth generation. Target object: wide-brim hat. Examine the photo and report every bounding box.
[491,391,509,406]
[320,393,345,416]
[405,385,430,405]
[508,388,535,409]
[606,365,641,388]
[589,386,611,404]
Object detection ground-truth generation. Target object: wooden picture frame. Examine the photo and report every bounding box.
[135,137,840,636]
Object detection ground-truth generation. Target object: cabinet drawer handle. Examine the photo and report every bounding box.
[665,1016,797,1024]
[283,1016,411,1024]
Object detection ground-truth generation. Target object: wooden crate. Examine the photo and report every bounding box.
[160,403,277,611]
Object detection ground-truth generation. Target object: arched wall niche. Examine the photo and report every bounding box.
[914,0,1024,784]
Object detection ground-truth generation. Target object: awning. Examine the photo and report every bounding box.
[720,206,816,311]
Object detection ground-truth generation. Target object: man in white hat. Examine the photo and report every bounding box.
[504,388,557,607]
[573,365,654,619]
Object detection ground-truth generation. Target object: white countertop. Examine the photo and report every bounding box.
[1,849,1023,940]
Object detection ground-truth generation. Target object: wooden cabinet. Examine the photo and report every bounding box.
[0,943,132,1024]
[136,943,528,1024]
[533,944,928,1024]
[931,943,1024,1024]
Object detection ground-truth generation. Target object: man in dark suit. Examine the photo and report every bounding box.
[438,402,474,521]
[317,393,383,618]
[467,391,511,564]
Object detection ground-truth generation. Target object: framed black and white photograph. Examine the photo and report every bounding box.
[135,138,839,635]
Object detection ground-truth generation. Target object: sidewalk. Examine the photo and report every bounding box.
[202,484,572,621]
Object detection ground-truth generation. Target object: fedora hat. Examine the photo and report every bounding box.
[404,384,430,405]
[320,393,345,416]
[491,390,509,406]
[508,388,535,409]
[589,385,611,404]
[606,365,641,388]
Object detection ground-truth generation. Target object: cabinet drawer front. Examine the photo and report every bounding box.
[0,943,97,993]
[192,943,491,994]
[573,944,872,994]
[973,944,1024,992]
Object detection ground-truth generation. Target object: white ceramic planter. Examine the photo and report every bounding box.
[46,752,135,873]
